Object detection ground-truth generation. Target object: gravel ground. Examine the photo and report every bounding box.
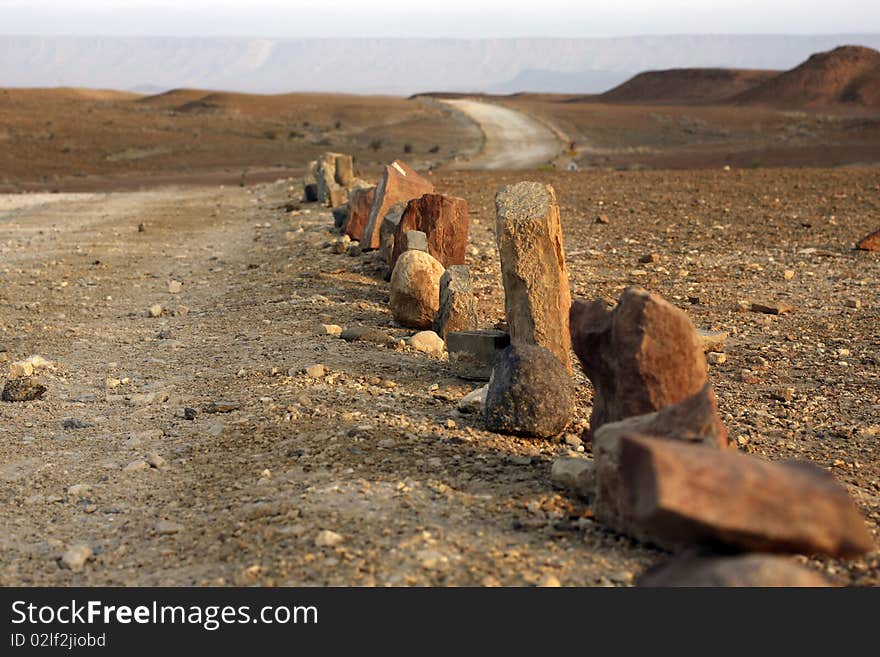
[0,167,877,586]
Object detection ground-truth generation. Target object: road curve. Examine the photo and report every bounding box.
[440,98,561,170]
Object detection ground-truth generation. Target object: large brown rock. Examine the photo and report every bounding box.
[617,433,874,558]
[344,186,376,242]
[856,228,880,252]
[389,250,445,329]
[433,265,479,339]
[592,384,728,537]
[570,287,708,432]
[390,193,468,271]
[379,202,407,265]
[495,182,571,371]
[638,553,831,587]
[361,161,434,250]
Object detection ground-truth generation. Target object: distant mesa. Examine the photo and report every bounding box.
[592,68,780,105]
[733,45,880,107]
[571,45,880,108]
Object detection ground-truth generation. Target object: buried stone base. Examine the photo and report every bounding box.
[637,552,831,587]
[484,343,574,439]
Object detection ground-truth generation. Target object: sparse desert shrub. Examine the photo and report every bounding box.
[428,145,440,153]
[334,120,342,129]
[403,143,413,153]
[288,130,304,139]
[263,130,278,140]
[369,138,383,151]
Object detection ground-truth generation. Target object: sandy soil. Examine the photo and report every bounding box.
[440,99,561,169]
[1,166,877,586]
[0,89,480,192]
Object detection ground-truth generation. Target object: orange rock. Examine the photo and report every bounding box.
[856,228,880,252]
[344,186,376,242]
[361,160,434,250]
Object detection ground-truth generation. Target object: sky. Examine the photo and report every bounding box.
[1,0,879,38]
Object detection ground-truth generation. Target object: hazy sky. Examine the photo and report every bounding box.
[2,0,879,38]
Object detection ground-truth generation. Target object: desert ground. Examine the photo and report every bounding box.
[0,74,878,585]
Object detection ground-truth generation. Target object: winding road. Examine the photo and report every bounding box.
[440,98,561,170]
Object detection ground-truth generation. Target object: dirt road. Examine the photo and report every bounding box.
[440,99,561,169]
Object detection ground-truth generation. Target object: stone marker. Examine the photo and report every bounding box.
[339,326,396,346]
[328,185,349,209]
[315,152,356,208]
[389,250,445,329]
[379,202,407,265]
[408,330,445,355]
[401,230,428,254]
[495,182,571,371]
[570,287,708,432]
[303,160,318,202]
[446,330,510,381]
[591,384,728,537]
[390,193,469,271]
[2,377,47,402]
[361,160,434,250]
[856,228,880,252]
[334,155,355,187]
[344,186,376,242]
[696,328,729,353]
[617,433,874,557]
[433,265,479,339]
[484,344,574,438]
[751,301,796,315]
[332,204,349,230]
[458,385,488,414]
[315,152,340,206]
[638,553,831,587]
[550,456,595,498]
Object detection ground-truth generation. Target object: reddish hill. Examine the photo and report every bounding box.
[735,45,880,107]
[595,68,779,104]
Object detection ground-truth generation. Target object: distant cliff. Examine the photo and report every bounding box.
[2,34,880,95]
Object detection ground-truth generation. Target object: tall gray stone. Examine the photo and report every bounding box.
[433,265,478,339]
[495,182,572,371]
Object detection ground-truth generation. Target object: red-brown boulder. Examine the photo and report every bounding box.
[856,228,880,252]
[344,186,376,242]
[390,193,469,271]
[570,287,708,432]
